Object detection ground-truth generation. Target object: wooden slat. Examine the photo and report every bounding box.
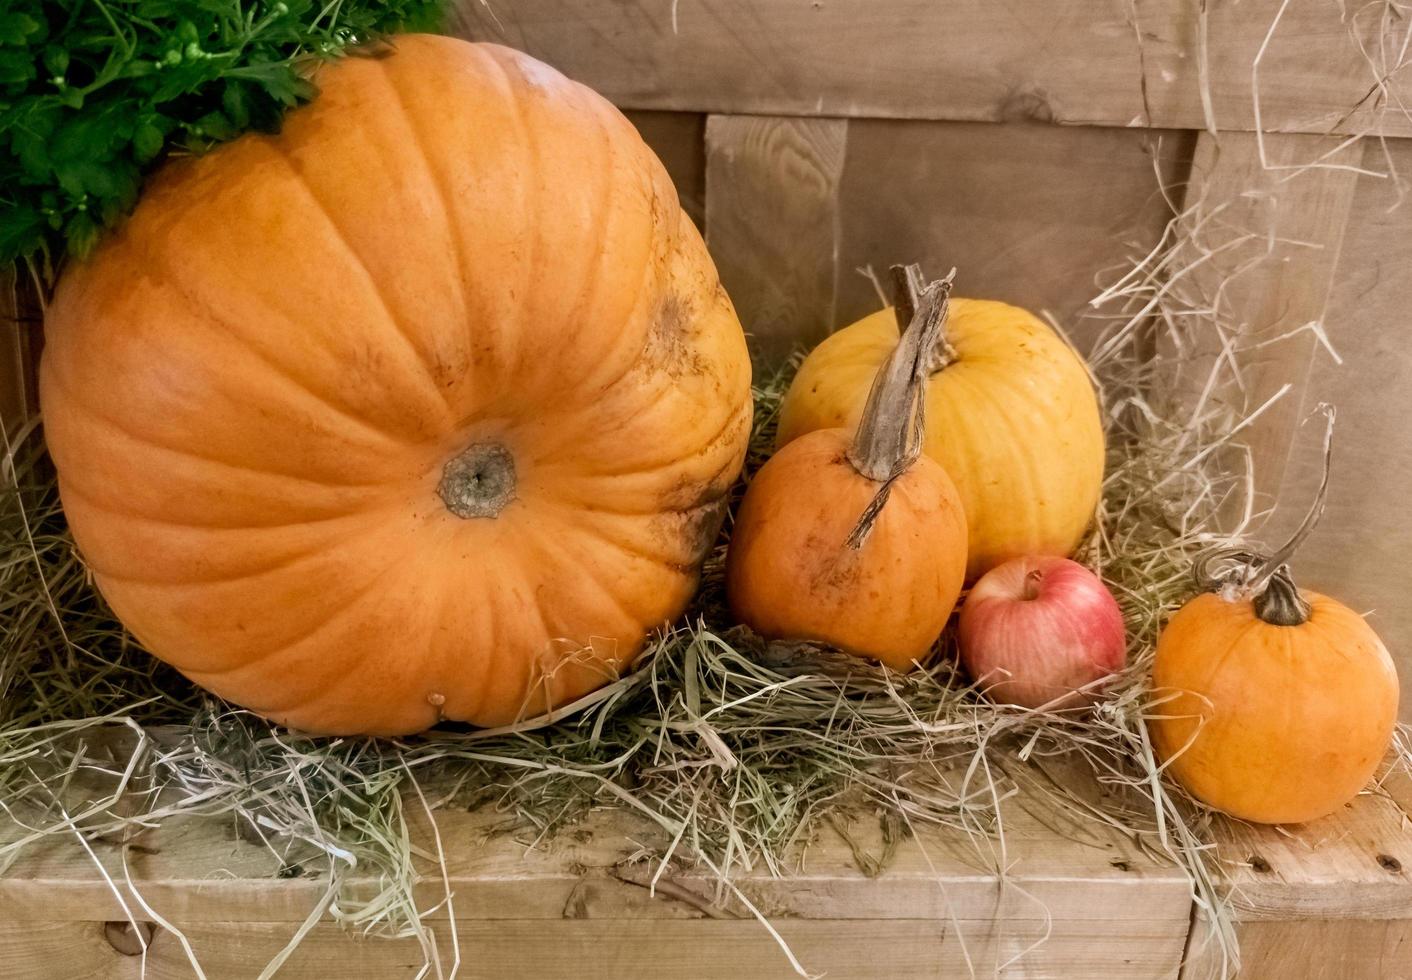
[835,120,1192,351]
[1167,130,1364,521]
[448,0,1412,137]
[7,736,1411,976]
[1278,136,1412,720]
[2,915,1190,980]
[0,763,1191,927]
[1233,920,1412,980]
[1204,792,1412,922]
[704,115,847,364]
[0,745,1193,976]
[1180,774,1412,978]
[1182,919,1412,980]
[624,111,706,228]
[0,265,40,436]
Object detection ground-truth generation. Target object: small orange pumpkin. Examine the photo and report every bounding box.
[39,36,752,735]
[1151,465,1399,824]
[726,267,968,670]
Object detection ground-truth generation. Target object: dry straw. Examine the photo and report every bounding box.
[6,9,1412,978]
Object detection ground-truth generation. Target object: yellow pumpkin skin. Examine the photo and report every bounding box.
[39,36,752,735]
[777,301,1105,580]
[1151,591,1399,824]
[725,428,968,671]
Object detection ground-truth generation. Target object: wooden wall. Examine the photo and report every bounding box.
[453,0,1412,718]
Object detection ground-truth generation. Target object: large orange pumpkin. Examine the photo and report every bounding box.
[777,299,1104,580]
[39,36,752,735]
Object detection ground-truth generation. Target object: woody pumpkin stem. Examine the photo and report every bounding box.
[843,264,954,549]
[891,264,959,375]
[438,442,516,519]
[1253,567,1312,626]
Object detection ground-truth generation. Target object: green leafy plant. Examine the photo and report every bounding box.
[0,0,445,276]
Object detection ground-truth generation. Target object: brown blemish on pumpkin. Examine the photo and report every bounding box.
[801,530,864,594]
[657,495,729,570]
[645,292,708,378]
[653,471,733,571]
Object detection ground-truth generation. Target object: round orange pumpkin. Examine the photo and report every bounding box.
[39,36,752,735]
[1151,567,1399,824]
[727,268,968,669]
[777,298,1104,580]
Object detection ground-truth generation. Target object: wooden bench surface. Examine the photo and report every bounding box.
[2,753,1408,979]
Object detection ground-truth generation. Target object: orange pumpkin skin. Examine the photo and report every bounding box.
[1151,591,1399,824]
[725,429,968,671]
[39,36,752,735]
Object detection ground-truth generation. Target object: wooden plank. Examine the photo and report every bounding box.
[1202,790,1412,922]
[0,779,1191,927]
[6,739,1409,977]
[1182,919,1412,980]
[624,111,706,228]
[1180,769,1412,978]
[448,0,1412,136]
[1167,130,1364,520]
[1277,136,1412,721]
[0,746,1193,976]
[704,115,847,365]
[0,737,1191,963]
[835,121,1193,352]
[0,265,41,436]
[1235,920,1412,979]
[1,915,1190,980]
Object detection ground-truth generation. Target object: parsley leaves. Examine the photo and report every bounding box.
[1,1,445,274]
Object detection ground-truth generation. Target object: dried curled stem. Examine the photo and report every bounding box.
[843,264,954,549]
[1192,404,1337,625]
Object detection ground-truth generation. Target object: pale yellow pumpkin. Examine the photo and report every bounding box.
[777,300,1104,579]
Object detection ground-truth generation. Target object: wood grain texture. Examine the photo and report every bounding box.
[1202,790,1412,922]
[1183,918,1412,980]
[449,0,1412,136]
[1278,137,1412,720]
[704,114,847,364]
[0,748,1191,928]
[835,120,1193,351]
[6,736,1412,976]
[0,742,1192,976]
[1180,770,1412,978]
[1166,130,1364,520]
[0,266,41,436]
[1,916,1190,980]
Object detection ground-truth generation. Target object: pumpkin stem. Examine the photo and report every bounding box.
[843,264,953,549]
[438,442,516,519]
[1253,565,1312,626]
[891,264,958,373]
[1193,405,1335,626]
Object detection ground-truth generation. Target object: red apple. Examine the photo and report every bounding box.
[957,556,1126,708]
